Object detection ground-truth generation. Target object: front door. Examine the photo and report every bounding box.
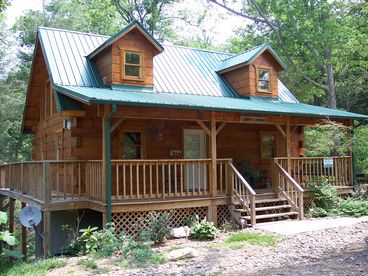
[183,129,206,191]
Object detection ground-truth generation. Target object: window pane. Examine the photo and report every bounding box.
[123,132,141,145]
[258,80,269,91]
[125,53,140,64]
[258,69,270,80]
[122,132,141,159]
[125,65,140,77]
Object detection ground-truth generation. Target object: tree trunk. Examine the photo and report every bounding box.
[326,63,337,109]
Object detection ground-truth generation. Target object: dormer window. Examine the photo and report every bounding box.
[257,68,270,93]
[123,51,143,80]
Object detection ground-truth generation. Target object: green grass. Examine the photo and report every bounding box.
[215,232,277,250]
[77,258,98,269]
[167,245,186,252]
[0,258,67,276]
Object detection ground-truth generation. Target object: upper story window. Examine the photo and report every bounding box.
[123,51,143,80]
[257,68,270,93]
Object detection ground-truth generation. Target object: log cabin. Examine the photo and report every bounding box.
[1,21,367,256]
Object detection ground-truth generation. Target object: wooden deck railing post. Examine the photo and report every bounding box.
[43,162,50,204]
[298,192,304,220]
[250,195,256,226]
[210,112,217,197]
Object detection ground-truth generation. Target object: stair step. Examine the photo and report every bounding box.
[233,204,291,213]
[255,205,291,211]
[241,211,298,220]
[255,198,287,204]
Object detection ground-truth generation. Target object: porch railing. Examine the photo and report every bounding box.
[229,163,256,225]
[0,159,233,203]
[273,161,304,219]
[274,156,353,188]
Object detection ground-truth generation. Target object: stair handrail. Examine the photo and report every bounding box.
[229,163,256,225]
[274,161,304,219]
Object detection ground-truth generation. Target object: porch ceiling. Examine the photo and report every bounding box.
[54,85,368,120]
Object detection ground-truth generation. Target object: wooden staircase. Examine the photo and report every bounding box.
[228,161,304,227]
[229,196,298,226]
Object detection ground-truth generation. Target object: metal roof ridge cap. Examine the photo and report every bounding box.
[162,44,234,56]
[220,43,266,62]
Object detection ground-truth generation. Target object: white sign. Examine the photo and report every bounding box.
[323,158,334,168]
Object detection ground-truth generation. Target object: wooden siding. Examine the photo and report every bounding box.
[94,47,112,84]
[223,50,280,98]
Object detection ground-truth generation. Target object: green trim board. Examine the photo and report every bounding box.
[216,43,288,73]
[54,85,368,120]
[87,20,164,59]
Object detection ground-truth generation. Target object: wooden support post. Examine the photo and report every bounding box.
[216,123,226,136]
[21,202,27,261]
[43,162,50,204]
[43,211,51,256]
[210,112,217,197]
[250,195,256,226]
[207,205,217,227]
[286,117,291,174]
[9,198,15,264]
[275,124,286,138]
[196,120,211,136]
[102,211,108,226]
[102,116,107,203]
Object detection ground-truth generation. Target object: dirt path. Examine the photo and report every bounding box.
[48,217,368,276]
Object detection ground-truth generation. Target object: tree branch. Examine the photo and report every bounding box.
[304,76,328,90]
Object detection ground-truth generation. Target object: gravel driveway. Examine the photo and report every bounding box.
[123,217,368,275]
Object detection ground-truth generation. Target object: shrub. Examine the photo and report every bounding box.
[64,223,119,257]
[310,207,330,217]
[219,218,239,232]
[183,214,198,227]
[336,198,368,217]
[308,180,338,209]
[0,211,22,261]
[142,212,171,244]
[190,218,219,240]
[116,234,165,269]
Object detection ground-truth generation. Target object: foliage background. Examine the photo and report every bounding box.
[0,0,367,172]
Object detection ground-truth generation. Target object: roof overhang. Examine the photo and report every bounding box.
[53,85,368,121]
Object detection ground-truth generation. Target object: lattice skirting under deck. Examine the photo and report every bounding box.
[216,204,232,227]
[112,206,207,235]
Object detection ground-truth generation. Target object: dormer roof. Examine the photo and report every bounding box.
[87,20,164,60]
[216,43,287,73]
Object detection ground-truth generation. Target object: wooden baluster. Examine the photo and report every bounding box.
[186,162,189,196]
[116,163,119,200]
[143,162,146,199]
[204,161,207,195]
[197,161,201,195]
[136,163,140,199]
[168,162,171,196]
[155,163,159,198]
[149,162,153,198]
[78,163,81,197]
[174,162,178,196]
[71,163,74,198]
[123,163,126,199]
[192,162,195,195]
[180,163,184,196]
[162,163,165,199]
[63,163,67,199]
[219,161,223,195]
[130,162,133,199]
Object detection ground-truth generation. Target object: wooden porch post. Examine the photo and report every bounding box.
[42,211,51,256]
[286,117,291,174]
[210,112,217,197]
[9,197,14,263]
[21,202,27,261]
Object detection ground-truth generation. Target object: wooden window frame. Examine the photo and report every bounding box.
[121,49,144,81]
[56,129,63,160]
[120,131,143,159]
[256,67,271,93]
[259,131,277,160]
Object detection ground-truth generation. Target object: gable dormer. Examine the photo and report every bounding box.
[88,21,164,88]
[217,44,286,98]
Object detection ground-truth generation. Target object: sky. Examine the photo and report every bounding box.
[4,0,247,45]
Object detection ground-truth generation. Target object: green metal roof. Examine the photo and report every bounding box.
[54,85,368,120]
[37,27,297,102]
[87,21,164,59]
[216,44,287,73]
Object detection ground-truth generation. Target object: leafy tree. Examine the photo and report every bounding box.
[210,0,354,109]
[111,0,179,41]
